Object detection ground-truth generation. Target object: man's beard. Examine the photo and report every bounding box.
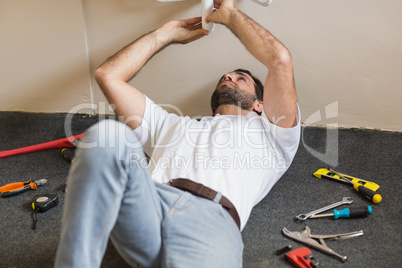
[211,85,257,114]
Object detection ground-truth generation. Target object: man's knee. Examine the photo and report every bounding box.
[77,119,144,163]
[82,119,140,147]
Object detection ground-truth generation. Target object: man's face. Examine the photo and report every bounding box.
[211,71,257,114]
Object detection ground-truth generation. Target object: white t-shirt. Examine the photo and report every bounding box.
[134,96,301,230]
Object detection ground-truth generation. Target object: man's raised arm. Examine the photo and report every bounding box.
[95,18,208,130]
[207,0,297,128]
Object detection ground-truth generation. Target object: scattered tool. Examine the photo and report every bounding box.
[286,247,319,268]
[61,148,75,163]
[32,194,59,213]
[275,244,293,255]
[313,168,382,204]
[31,194,59,229]
[283,226,363,262]
[313,168,379,191]
[296,197,353,221]
[309,206,372,219]
[328,169,382,204]
[275,245,319,268]
[61,147,77,192]
[0,179,47,198]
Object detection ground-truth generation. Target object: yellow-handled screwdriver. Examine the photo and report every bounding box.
[329,169,382,204]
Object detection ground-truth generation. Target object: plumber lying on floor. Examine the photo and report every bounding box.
[55,0,300,267]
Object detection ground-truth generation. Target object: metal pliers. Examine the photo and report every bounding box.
[0,179,47,198]
[283,226,363,262]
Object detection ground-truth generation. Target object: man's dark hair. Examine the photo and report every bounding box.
[233,69,264,101]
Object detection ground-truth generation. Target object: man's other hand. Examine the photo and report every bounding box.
[158,17,209,45]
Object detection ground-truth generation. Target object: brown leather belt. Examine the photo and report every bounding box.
[167,178,241,230]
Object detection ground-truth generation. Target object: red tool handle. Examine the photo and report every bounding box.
[0,133,84,159]
[286,247,317,268]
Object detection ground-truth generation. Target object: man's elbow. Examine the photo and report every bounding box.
[94,67,108,85]
[94,67,120,96]
[271,48,292,70]
[262,46,293,70]
[277,48,292,67]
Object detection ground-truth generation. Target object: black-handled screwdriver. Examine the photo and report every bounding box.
[61,148,75,163]
[329,169,382,204]
[310,206,372,219]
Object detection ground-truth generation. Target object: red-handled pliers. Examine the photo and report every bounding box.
[0,179,47,198]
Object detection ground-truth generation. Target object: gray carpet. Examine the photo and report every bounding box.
[0,111,401,267]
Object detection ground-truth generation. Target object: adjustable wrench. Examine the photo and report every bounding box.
[296,197,354,221]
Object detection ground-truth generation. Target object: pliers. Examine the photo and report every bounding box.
[283,226,363,262]
[0,179,47,198]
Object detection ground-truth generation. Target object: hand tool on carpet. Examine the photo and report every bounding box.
[275,244,319,268]
[61,148,75,163]
[313,168,379,191]
[328,168,382,204]
[275,244,293,255]
[31,194,59,229]
[309,206,372,219]
[0,133,84,159]
[285,247,319,268]
[0,179,47,198]
[296,197,353,221]
[61,147,77,192]
[283,226,363,262]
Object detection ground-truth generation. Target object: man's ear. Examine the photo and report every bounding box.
[253,101,263,113]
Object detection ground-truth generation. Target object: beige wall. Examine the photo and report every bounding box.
[1,0,401,131]
[0,0,92,113]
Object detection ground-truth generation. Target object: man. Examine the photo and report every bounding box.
[55,0,300,267]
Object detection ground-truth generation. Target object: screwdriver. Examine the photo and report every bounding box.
[310,206,372,219]
[329,169,382,204]
[61,148,75,163]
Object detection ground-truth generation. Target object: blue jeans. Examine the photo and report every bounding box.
[55,120,243,268]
